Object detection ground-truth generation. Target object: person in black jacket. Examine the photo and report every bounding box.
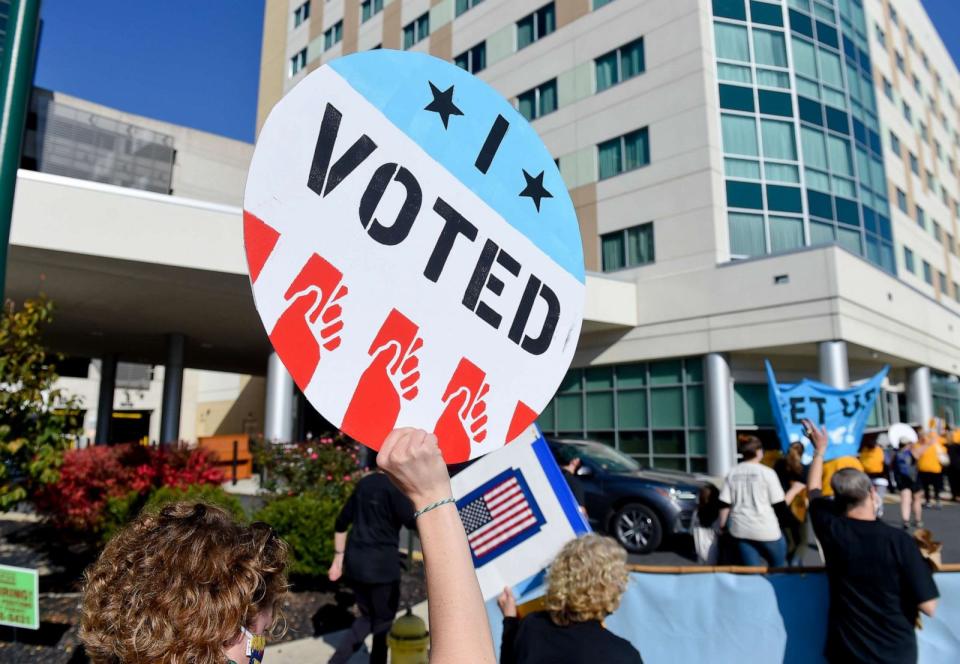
[327,455,415,664]
[497,534,642,664]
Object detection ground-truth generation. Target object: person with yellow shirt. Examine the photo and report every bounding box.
[917,435,947,510]
[820,455,864,498]
[894,434,934,529]
[859,438,888,516]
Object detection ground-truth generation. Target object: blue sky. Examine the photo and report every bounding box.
[30,0,960,145]
[34,0,264,143]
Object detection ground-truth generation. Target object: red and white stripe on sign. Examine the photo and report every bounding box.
[463,476,537,557]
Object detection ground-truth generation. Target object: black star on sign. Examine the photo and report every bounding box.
[519,169,553,212]
[424,82,464,129]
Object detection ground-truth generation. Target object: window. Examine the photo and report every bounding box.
[601,223,655,271]
[517,79,557,120]
[403,12,429,49]
[324,20,343,50]
[361,0,384,22]
[896,52,905,73]
[598,127,650,179]
[904,246,915,273]
[920,122,928,142]
[909,152,919,175]
[890,6,898,25]
[948,234,955,255]
[722,114,758,156]
[913,75,921,95]
[293,1,310,27]
[454,41,486,73]
[594,0,617,7]
[896,188,908,213]
[595,37,645,92]
[916,205,925,228]
[889,131,900,155]
[882,77,893,101]
[903,101,912,123]
[954,284,960,303]
[933,221,942,243]
[289,48,307,76]
[923,260,932,285]
[906,29,915,50]
[926,171,934,188]
[538,359,707,471]
[715,23,750,62]
[455,0,484,17]
[875,23,885,46]
[939,271,948,294]
[517,2,555,50]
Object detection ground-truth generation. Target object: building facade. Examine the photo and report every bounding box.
[256,0,960,474]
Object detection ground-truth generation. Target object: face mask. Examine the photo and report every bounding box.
[241,626,266,664]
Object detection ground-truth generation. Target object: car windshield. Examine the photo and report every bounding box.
[575,443,641,472]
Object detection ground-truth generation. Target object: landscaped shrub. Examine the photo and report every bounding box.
[255,436,359,503]
[36,444,225,534]
[254,492,341,577]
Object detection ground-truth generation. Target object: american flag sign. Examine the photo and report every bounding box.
[457,468,546,567]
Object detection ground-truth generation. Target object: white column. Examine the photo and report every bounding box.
[264,352,295,442]
[818,340,849,389]
[907,366,933,428]
[704,353,736,477]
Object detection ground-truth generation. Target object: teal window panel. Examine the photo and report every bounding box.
[734,383,774,426]
[650,360,683,385]
[726,180,764,209]
[750,1,783,26]
[617,364,646,388]
[720,84,755,111]
[715,22,750,61]
[687,386,705,427]
[721,114,759,156]
[619,431,649,455]
[653,430,685,454]
[585,366,614,390]
[758,90,793,116]
[618,390,648,429]
[713,0,746,20]
[769,215,804,252]
[730,211,766,255]
[766,185,803,213]
[684,358,704,383]
[586,392,614,429]
[556,393,584,430]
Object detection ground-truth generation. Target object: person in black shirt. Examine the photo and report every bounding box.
[802,419,939,664]
[328,459,415,664]
[497,534,642,664]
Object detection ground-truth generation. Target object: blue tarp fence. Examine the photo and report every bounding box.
[486,570,960,663]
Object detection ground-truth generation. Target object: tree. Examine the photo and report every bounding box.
[0,296,81,509]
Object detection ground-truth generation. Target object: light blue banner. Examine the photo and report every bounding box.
[487,571,960,663]
[765,361,889,462]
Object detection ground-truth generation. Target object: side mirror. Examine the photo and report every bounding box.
[577,465,593,477]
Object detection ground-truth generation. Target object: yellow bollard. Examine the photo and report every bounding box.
[386,609,429,664]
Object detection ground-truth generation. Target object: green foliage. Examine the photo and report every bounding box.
[100,490,146,545]
[0,297,81,509]
[254,436,359,503]
[255,492,343,578]
[144,483,246,521]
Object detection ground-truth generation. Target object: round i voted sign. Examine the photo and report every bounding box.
[244,50,584,463]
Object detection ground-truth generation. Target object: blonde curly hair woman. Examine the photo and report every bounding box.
[497,534,642,664]
[79,502,289,664]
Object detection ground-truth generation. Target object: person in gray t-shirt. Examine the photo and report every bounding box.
[718,435,787,566]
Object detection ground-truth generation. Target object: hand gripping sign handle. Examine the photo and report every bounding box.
[269,254,346,390]
[434,358,489,463]
[341,308,422,448]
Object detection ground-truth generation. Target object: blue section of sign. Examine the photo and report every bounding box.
[531,425,590,535]
[766,361,890,461]
[329,50,585,283]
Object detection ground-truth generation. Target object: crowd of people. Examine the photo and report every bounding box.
[75,423,944,664]
[690,423,959,568]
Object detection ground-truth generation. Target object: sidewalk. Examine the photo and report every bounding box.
[265,600,429,663]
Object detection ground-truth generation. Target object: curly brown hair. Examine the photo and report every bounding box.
[544,534,629,626]
[79,502,289,664]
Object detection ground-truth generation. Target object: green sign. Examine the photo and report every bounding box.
[0,564,38,629]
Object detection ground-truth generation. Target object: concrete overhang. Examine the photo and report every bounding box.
[8,170,634,373]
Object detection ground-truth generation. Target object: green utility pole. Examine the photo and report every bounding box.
[0,0,41,298]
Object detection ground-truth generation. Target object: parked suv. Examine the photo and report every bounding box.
[547,438,703,554]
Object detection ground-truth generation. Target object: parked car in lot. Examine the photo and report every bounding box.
[547,438,704,554]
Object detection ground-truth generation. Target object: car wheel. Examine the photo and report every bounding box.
[611,503,662,554]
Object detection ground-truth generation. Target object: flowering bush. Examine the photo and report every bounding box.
[254,435,360,503]
[35,444,223,533]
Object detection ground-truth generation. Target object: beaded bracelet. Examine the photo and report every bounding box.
[414,497,456,519]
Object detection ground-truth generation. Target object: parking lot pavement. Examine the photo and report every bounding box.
[627,494,960,567]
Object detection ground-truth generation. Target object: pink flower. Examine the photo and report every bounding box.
[343,475,351,481]
[310,453,318,460]
[326,475,333,481]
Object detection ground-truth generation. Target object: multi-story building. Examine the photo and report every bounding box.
[257,0,960,474]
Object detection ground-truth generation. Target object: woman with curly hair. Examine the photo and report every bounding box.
[497,534,642,664]
[78,502,289,664]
